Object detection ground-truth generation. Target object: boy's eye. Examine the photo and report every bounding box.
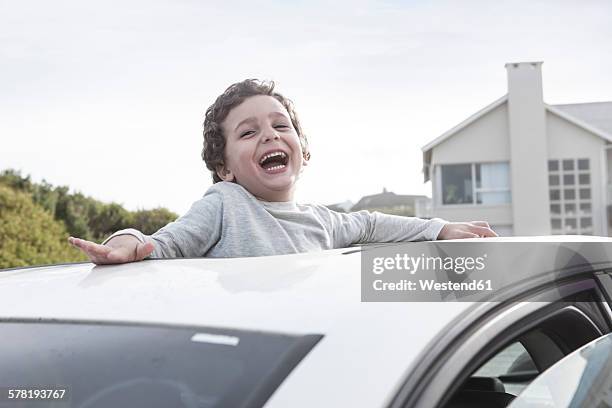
[240,130,255,138]
[274,124,289,129]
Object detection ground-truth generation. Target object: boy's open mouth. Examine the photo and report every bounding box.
[258,150,288,172]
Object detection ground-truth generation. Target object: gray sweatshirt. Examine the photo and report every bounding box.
[104,181,448,258]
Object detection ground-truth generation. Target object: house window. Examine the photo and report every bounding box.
[548,158,593,235]
[441,164,472,204]
[441,162,511,205]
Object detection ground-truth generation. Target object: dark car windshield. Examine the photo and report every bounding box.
[1,321,321,408]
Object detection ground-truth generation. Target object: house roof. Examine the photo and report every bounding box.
[552,102,612,136]
[421,97,612,182]
[351,189,428,211]
[546,104,612,143]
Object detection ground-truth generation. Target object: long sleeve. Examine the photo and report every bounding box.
[313,207,448,248]
[102,188,224,258]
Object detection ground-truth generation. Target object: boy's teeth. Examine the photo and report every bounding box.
[266,164,286,171]
[259,151,287,164]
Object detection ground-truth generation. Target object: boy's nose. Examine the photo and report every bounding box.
[262,128,281,142]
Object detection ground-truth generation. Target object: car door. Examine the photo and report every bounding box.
[388,270,612,408]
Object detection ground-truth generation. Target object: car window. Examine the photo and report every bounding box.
[508,333,612,408]
[473,342,537,395]
[474,342,534,377]
[0,322,321,408]
[440,299,606,408]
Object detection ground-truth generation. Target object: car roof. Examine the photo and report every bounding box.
[5,235,604,333]
[0,246,473,334]
[2,235,611,407]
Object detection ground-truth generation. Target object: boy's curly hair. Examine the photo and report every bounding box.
[202,79,310,183]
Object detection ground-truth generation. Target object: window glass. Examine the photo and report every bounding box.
[475,163,511,204]
[473,342,537,396]
[549,190,560,201]
[550,204,560,215]
[578,158,590,170]
[442,163,510,205]
[474,343,534,377]
[580,217,592,229]
[477,163,510,189]
[476,191,511,205]
[551,219,561,230]
[579,188,591,200]
[509,334,612,408]
[548,158,592,236]
[580,203,591,214]
[0,322,320,408]
[548,160,559,171]
[441,164,473,204]
[549,175,559,186]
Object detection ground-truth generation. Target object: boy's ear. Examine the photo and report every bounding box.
[216,164,235,182]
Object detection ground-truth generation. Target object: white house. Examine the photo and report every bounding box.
[422,62,612,236]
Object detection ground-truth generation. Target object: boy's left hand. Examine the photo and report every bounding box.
[437,221,498,240]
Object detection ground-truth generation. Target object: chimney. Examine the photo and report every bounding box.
[505,61,551,235]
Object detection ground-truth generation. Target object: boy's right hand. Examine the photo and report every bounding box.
[68,235,155,265]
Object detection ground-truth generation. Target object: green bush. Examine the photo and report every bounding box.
[0,169,178,243]
[132,207,178,235]
[0,185,86,269]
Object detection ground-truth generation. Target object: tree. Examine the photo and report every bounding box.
[132,208,178,235]
[0,185,86,269]
[0,169,33,193]
[55,189,95,240]
[89,203,134,240]
[32,179,59,215]
[1,167,179,253]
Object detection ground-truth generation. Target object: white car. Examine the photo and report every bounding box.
[2,236,612,408]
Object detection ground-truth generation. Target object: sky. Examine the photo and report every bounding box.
[1,0,611,215]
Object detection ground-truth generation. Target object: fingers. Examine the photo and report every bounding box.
[68,237,110,256]
[69,237,112,261]
[437,222,498,240]
[437,225,478,240]
[69,236,154,265]
[469,221,490,228]
[135,242,155,261]
[467,224,498,237]
[68,237,126,264]
[456,231,480,239]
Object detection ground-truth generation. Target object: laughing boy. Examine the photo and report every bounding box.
[69,80,496,264]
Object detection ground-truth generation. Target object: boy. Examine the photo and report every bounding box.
[69,80,496,264]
